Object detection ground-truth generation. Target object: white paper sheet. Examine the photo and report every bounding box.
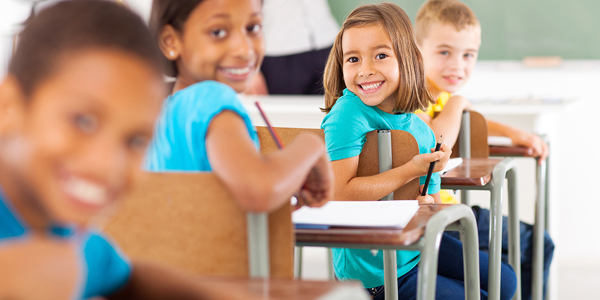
[488,136,514,147]
[293,200,419,228]
[441,158,463,174]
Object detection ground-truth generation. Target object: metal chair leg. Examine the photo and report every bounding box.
[507,168,522,300]
[532,159,547,300]
[487,158,516,300]
[418,204,481,300]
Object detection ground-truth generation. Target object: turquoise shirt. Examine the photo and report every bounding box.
[0,188,131,299]
[321,89,441,288]
[145,81,258,171]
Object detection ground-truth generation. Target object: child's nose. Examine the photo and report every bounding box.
[229,31,255,60]
[359,61,375,77]
[82,137,128,182]
[449,54,465,70]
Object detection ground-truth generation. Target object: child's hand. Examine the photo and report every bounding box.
[508,130,549,164]
[409,144,452,175]
[0,235,80,300]
[416,194,434,204]
[295,153,334,210]
[448,95,475,111]
[431,144,452,173]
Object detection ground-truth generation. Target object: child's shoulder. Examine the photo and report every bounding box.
[325,89,375,120]
[174,80,238,104]
[168,81,246,119]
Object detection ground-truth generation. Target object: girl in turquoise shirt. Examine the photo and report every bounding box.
[145,0,334,212]
[320,3,517,299]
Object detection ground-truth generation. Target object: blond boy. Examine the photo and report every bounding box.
[413,1,554,300]
[415,0,548,161]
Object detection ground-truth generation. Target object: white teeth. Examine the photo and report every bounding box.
[223,67,251,75]
[63,177,108,206]
[360,82,383,91]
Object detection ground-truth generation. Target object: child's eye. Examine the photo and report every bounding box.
[127,135,149,152]
[440,51,449,56]
[376,53,388,59]
[464,53,474,59]
[210,29,227,39]
[73,114,98,134]
[247,24,261,34]
[347,57,359,63]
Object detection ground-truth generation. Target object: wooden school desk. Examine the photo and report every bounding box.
[489,140,550,300]
[196,277,368,300]
[257,127,481,300]
[441,111,521,300]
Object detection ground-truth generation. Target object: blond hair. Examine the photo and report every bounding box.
[322,2,432,114]
[415,0,479,45]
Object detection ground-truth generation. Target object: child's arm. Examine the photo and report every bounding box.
[108,260,255,300]
[206,111,334,212]
[416,95,474,149]
[332,144,451,201]
[488,120,549,163]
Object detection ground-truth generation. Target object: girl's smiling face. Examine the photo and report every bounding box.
[0,49,164,228]
[342,24,400,113]
[164,0,264,93]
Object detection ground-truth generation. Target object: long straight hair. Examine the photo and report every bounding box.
[322,2,433,113]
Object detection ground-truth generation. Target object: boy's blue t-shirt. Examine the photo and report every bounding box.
[320,89,441,288]
[145,81,258,171]
[0,189,131,299]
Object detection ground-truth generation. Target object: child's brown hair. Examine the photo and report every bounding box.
[322,2,432,114]
[149,0,205,77]
[415,0,480,45]
[9,0,165,99]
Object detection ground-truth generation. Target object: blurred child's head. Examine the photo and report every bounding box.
[150,0,264,93]
[322,2,432,114]
[415,0,481,95]
[0,0,166,228]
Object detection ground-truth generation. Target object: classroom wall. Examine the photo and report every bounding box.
[327,0,600,60]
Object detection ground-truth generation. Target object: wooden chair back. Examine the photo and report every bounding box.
[449,110,489,158]
[256,127,420,200]
[103,172,294,278]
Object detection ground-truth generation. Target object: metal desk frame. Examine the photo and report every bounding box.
[451,111,522,300]
[489,136,550,300]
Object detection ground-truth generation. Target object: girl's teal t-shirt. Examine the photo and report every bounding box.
[144,81,258,171]
[321,88,441,288]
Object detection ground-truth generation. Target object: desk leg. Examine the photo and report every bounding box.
[507,168,522,300]
[383,250,398,300]
[532,160,547,300]
[488,158,516,300]
[419,205,481,300]
[460,207,482,300]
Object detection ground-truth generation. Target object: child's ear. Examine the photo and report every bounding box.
[158,25,182,62]
[0,75,27,136]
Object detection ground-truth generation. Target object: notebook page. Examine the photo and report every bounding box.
[293,200,419,228]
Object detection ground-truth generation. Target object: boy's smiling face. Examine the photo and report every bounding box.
[419,23,481,95]
[0,49,164,228]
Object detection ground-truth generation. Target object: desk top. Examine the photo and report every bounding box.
[198,277,368,300]
[295,204,453,247]
[489,146,536,157]
[441,158,504,186]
